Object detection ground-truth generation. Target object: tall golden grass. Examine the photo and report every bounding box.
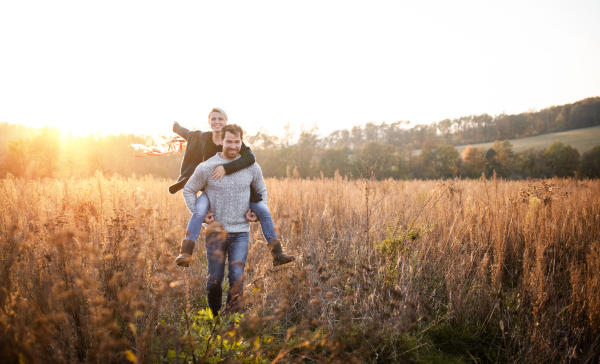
[1,172,598,363]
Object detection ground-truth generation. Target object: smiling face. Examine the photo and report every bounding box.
[221,131,242,159]
[208,111,227,133]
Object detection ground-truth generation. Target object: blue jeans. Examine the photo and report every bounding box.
[185,193,278,243]
[250,200,278,243]
[205,232,249,316]
[184,193,210,241]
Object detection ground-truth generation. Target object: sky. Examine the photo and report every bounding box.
[1,0,599,140]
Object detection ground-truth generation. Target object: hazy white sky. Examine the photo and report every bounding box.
[1,0,599,139]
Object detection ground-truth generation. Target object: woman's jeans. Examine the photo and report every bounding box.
[205,231,249,316]
[185,192,277,243]
[184,193,210,241]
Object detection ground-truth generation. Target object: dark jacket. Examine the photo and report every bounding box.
[169,123,262,201]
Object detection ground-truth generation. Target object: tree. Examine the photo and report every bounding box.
[292,125,321,178]
[4,127,61,178]
[253,148,286,178]
[543,142,580,177]
[554,112,566,131]
[490,140,514,177]
[246,128,279,149]
[319,147,353,178]
[280,122,295,148]
[515,147,544,178]
[32,127,61,178]
[325,129,350,149]
[579,145,600,178]
[420,139,436,164]
[434,145,459,178]
[438,119,452,143]
[406,143,415,173]
[512,114,530,138]
[461,146,486,178]
[412,139,438,179]
[410,154,437,179]
[298,124,321,149]
[350,125,364,149]
[484,148,502,177]
[364,122,380,143]
[355,141,400,179]
[5,138,32,177]
[472,114,493,143]
[0,122,32,156]
[383,121,407,147]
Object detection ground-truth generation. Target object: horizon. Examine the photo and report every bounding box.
[3,96,599,142]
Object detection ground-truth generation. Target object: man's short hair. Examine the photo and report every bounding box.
[220,124,243,140]
[208,107,228,121]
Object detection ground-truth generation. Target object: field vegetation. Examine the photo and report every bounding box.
[1,172,599,363]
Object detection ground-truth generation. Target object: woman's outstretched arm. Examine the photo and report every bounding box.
[172,121,192,141]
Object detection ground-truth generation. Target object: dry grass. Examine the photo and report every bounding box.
[1,172,599,363]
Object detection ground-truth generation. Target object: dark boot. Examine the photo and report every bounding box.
[175,239,195,267]
[268,240,295,266]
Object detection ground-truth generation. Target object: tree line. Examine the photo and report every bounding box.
[316,96,600,150]
[1,96,599,180]
[249,135,600,180]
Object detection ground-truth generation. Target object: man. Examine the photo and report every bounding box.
[183,123,266,316]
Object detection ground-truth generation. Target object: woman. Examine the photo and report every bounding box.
[169,108,294,267]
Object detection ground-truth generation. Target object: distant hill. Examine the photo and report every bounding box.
[414,125,600,155]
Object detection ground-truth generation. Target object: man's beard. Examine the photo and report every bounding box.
[225,148,239,157]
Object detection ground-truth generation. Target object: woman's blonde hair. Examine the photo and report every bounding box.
[208,107,228,121]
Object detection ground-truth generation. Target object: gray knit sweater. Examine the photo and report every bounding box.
[183,153,267,233]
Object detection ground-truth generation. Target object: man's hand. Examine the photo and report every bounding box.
[211,166,226,182]
[245,208,258,222]
[204,212,215,224]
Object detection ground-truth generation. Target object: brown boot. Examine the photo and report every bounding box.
[175,239,195,267]
[268,240,295,267]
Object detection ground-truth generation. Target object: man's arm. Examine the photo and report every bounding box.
[183,165,209,213]
[222,142,256,175]
[173,121,192,141]
[250,164,268,203]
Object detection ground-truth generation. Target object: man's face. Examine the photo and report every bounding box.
[208,112,227,133]
[222,131,242,159]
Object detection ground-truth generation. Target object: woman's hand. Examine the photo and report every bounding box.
[211,166,226,182]
[245,209,258,222]
[204,212,215,224]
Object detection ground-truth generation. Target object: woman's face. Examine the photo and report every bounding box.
[208,111,227,133]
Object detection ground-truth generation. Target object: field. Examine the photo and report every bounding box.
[1,173,599,363]
[415,125,600,155]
